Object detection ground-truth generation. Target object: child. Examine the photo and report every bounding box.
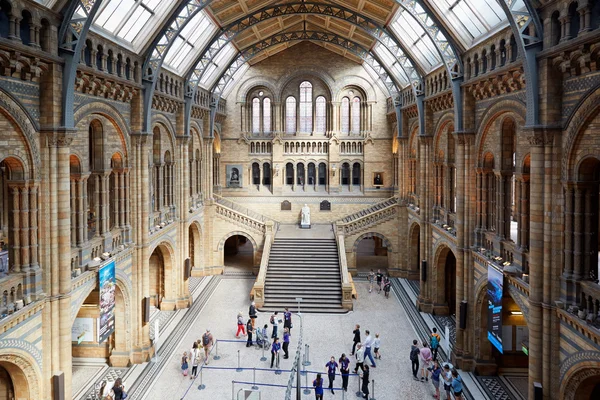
[181,351,189,376]
[428,360,442,399]
[373,333,381,360]
[368,269,375,293]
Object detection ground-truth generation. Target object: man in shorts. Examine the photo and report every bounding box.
[202,329,214,364]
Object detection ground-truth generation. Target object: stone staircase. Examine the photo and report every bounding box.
[339,197,399,223]
[261,237,345,313]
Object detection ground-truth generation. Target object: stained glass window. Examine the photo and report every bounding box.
[351,97,360,134]
[252,98,260,134]
[315,96,326,134]
[340,97,350,134]
[299,81,313,133]
[263,98,271,134]
[286,96,296,133]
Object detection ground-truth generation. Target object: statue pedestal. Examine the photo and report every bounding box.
[300,223,311,229]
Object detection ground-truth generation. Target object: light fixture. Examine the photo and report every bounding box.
[510,311,523,315]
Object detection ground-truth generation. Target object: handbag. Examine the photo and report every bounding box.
[121,392,128,400]
[183,369,188,376]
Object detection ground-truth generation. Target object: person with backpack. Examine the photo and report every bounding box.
[249,301,257,328]
[270,311,279,338]
[430,327,441,361]
[410,339,420,381]
[383,276,391,298]
[235,312,246,338]
[376,269,383,293]
[202,329,213,365]
[112,378,126,400]
[313,373,324,400]
[451,369,464,399]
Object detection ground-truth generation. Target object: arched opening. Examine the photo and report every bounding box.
[189,223,201,271]
[40,19,51,52]
[297,162,305,187]
[252,162,260,187]
[0,358,33,400]
[551,11,561,46]
[355,234,389,273]
[576,157,600,282]
[223,234,255,274]
[436,247,457,316]
[262,163,271,187]
[307,162,316,186]
[0,2,11,39]
[20,10,32,46]
[410,224,421,276]
[149,246,170,308]
[574,375,600,399]
[108,284,129,366]
[352,162,361,187]
[285,163,293,186]
[341,162,350,187]
[568,2,580,39]
[0,365,14,399]
[318,163,327,187]
[0,157,26,275]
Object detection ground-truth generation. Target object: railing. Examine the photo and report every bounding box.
[252,222,275,307]
[214,194,275,224]
[285,312,304,400]
[0,299,44,335]
[0,274,25,317]
[334,224,353,310]
[336,199,399,236]
[339,196,398,223]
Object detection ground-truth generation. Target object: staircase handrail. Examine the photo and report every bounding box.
[337,196,400,224]
[251,221,275,307]
[334,223,353,310]
[214,194,278,228]
[336,197,400,236]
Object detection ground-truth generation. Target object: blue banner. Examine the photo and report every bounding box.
[487,264,504,353]
[98,261,116,344]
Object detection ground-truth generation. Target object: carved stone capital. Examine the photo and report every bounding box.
[43,130,74,147]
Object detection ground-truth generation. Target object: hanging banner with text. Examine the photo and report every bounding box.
[98,261,116,344]
[487,264,504,353]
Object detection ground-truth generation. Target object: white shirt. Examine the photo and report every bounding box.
[364,335,373,348]
[190,348,200,365]
[355,347,365,363]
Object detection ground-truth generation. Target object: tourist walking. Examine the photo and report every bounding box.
[98,381,113,400]
[351,324,361,355]
[270,311,280,338]
[353,343,365,373]
[202,329,214,365]
[235,312,246,338]
[270,337,281,368]
[410,339,420,381]
[428,360,442,399]
[373,333,381,359]
[420,341,433,381]
[430,327,441,361]
[313,373,324,400]
[383,276,391,298]
[249,301,257,328]
[190,342,201,379]
[451,369,464,399]
[181,351,189,376]
[376,269,383,293]
[368,269,375,293]
[112,378,126,400]
[363,330,376,367]
[325,356,339,394]
[360,364,370,399]
[339,353,350,392]
[246,319,254,347]
[283,328,290,359]
[442,363,453,399]
[284,307,292,334]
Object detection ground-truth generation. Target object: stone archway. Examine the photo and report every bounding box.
[218,231,259,267]
[0,350,41,400]
[434,245,457,315]
[352,232,392,273]
[189,222,202,270]
[223,234,256,274]
[561,360,600,400]
[474,280,496,375]
[109,279,132,367]
[149,243,174,309]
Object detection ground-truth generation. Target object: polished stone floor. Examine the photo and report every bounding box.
[140,278,442,400]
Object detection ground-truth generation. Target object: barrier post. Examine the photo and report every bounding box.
[300,354,307,376]
[197,367,205,390]
[305,344,311,366]
[303,369,310,395]
[260,342,267,361]
[370,379,375,400]
[251,367,258,390]
[214,340,221,360]
[356,375,362,398]
[236,350,242,372]
[231,381,235,400]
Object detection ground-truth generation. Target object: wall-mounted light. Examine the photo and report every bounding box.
[510,311,523,315]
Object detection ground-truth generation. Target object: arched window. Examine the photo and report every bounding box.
[299,81,313,133]
[285,163,294,185]
[351,97,360,134]
[315,96,326,134]
[341,162,350,185]
[341,97,350,134]
[308,163,316,185]
[252,98,260,134]
[297,163,305,185]
[286,96,296,133]
[20,10,32,46]
[262,163,271,185]
[252,162,260,185]
[0,1,11,39]
[352,163,361,185]
[318,163,327,185]
[568,2,580,39]
[263,98,271,134]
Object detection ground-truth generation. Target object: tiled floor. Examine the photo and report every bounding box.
[140,278,438,400]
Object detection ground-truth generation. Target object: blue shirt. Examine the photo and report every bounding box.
[430,366,442,382]
[313,379,324,395]
[283,332,290,343]
[452,375,463,392]
[339,357,349,371]
[326,361,338,375]
[284,311,292,322]
[271,342,281,353]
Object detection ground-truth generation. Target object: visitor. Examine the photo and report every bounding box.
[270,337,281,368]
[270,311,279,338]
[353,343,365,373]
[420,341,432,381]
[442,363,453,399]
[351,324,361,355]
[236,312,246,338]
[410,339,420,381]
[202,329,214,365]
[112,378,126,400]
[383,276,391,298]
[428,360,442,399]
[181,351,189,377]
[98,381,113,400]
[249,301,257,328]
[246,319,254,347]
[325,355,339,394]
[190,342,201,379]
[373,333,381,360]
[430,327,441,361]
[283,328,290,359]
[376,269,383,293]
[339,353,350,392]
[284,307,292,334]
[313,373,324,400]
[360,364,370,399]
[368,269,375,293]
[363,330,376,367]
[451,369,463,399]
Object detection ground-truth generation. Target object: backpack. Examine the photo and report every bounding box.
[431,333,440,349]
[270,314,275,324]
[410,346,420,361]
[202,333,210,346]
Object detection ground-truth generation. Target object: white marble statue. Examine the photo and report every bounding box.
[301,204,311,227]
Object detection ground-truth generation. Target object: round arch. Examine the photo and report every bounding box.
[218,230,259,267]
[110,275,133,366]
[0,348,41,400]
[408,222,421,274]
[236,77,279,103]
[276,69,335,102]
[149,241,176,308]
[475,99,526,163]
[433,244,457,315]
[352,232,393,253]
[333,75,377,102]
[561,356,600,400]
[188,221,203,270]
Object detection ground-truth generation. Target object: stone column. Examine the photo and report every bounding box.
[475,170,483,246]
[515,178,522,246]
[19,186,30,271]
[10,185,20,272]
[28,185,39,272]
[292,164,296,192]
[573,187,583,280]
[70,180,77,246]
[482,172,488,231]
[584,187,593,279]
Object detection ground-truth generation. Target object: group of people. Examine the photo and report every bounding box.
[348,324,382,398]
[409,328,463,399]
[368,269,391,297]
[180,329,215,379]
[98,378,126,400]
